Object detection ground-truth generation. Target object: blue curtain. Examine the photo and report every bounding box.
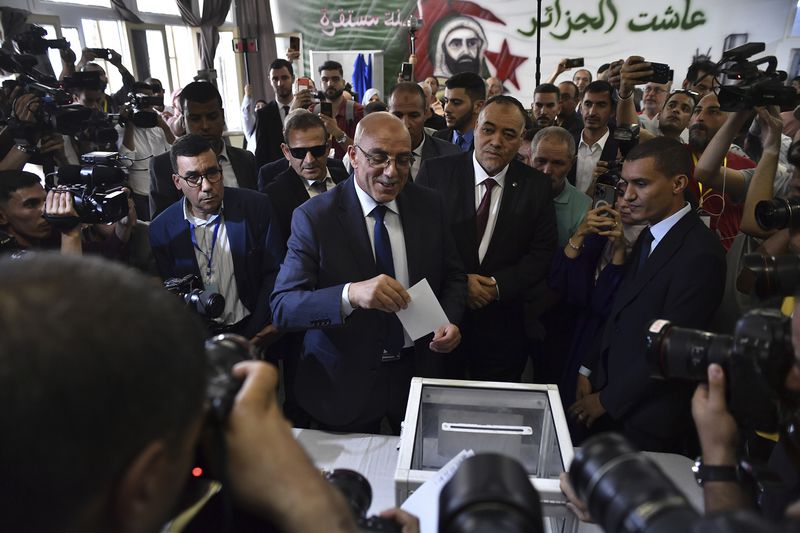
[352,53,370,102]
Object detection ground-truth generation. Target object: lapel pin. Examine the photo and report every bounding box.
[512,181,518,187]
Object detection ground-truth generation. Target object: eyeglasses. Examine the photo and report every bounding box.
[355,145,415,170]
[288,144,328,159]
[176,167,223,187]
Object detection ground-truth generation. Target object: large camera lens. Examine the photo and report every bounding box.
[186,289,225,319]
[755,198,800,231]
[439,454,543,533]
[741,253,800,300]
[324,469,372,518]
[570,433,698,533]
[645,319,733,381]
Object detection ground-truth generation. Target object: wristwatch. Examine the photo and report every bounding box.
[15,144,36,154]
[335,131,348,144]
[692,457,741,486]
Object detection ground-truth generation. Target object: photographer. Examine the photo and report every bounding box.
[0,92,74,170]
[60,47,135,114]
[0,253,359,533]
[117,81,174,221]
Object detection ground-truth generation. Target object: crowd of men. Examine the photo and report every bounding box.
[4,43,800,531]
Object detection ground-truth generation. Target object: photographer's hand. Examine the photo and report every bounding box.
[559,472,593,522]
[45,188,82,256]
[225,361,356,533]
[113,188,137,243]
[379,508,419,533]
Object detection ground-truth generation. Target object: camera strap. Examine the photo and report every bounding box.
[189,215,222,287]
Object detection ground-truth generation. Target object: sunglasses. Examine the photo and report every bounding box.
[288,144,327,159]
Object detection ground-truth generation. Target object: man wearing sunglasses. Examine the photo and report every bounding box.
[271,112,466,434]
[149,134,283,350]
[265,111,348,245]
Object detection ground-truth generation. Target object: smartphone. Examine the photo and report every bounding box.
[296,76,311,92]
[320,101,333,117]
[564,57,585,68]
[593,182,617,213]
[289,36,300,51]
[88,47,114,61]
[643,62,674,84]
[400,62,413,82]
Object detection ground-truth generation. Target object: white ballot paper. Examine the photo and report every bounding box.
[395,279,450,340]
[401,449,475,533]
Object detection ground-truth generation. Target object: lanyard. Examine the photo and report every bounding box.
[189,216,222,279]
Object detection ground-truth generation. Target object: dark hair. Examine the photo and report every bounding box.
[0,170,40,202]
[389,82,427,112]
[365,101,388,114]
[0,253,207,532]
[625,136,692,178]
[583,80,615,107]
[597,63,611,75]
[558,80,579,98]
[283,109,328,140]
[269,58,294,78]
[685,60,716,84]
[318,60,343,76]
[666,89,698,107]
[534,83,560,99]
[574,68,593,82]
[179,80,223,113]
[445,72,486,104]
[170,133,215,173]
[481,95,529,127]
[132,81,153,93]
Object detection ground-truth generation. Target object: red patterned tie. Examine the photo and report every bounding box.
[476,178,496,241]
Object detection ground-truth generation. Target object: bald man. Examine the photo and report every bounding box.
[271,112,467,434]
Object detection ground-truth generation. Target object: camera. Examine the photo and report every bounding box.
[645,308,794,432]
[439,454,544,533]
[62,71,106,92]
[741,253,800,300]
[642,61,673,85]
[755,198,800,231]
[711,42,797,112]
[594,160,623,217]
[571,432,700,532]
[163,274,225,320]
[324,469,402,532]
[48,151,129,225]
[204,333,251,422]
[117,92,164,128]
[13,25,70,56]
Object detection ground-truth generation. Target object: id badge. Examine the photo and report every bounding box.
[204,268,219,294]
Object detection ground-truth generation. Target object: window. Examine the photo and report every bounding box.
[45,0,111,8]
[81,19,131,94]
[136,0,180,16]
[166,25,200,98]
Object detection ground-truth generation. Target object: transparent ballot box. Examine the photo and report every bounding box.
[395,378,577,532]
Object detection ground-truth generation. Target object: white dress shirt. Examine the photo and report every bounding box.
[218,144,239,188]
[647,202,692,256]
[116,124,172,195]
[304,169,334,197]
[576,127,610,194]
[472,152,507,264]
[340,180,412,347]
[410,135,426,180]
[182,200,249,326]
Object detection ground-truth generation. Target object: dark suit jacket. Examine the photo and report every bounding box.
[264,165,348,244]
[433,127,474,151]
[418,133,460,164]
[416,152,557,336]
[149,145,256,219]
[270,178,467,426]
[593,209,725,449]
[254,100,285,169]
[258,157,347,193]
[149,187,284,338]
[567,129,621,186]
[425,112,447,131]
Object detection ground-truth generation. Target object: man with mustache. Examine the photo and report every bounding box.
[313,60,364,159]
[417,96,557,382]
[531,83,562,130]
[149,134,283,347]
[570,80,621,194]
[433,72,486,152]
[271,113,466,433]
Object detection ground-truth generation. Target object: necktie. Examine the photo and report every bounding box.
[282,105,290,117]
[636,228,654,275]
[456,133,466,152]
[476,178,497,242]
[371,205,404,356]
[310,180,327,195]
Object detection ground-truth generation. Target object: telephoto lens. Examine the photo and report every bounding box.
[755,198,800,231]
[570,433,698,533]
[645,318,732,381]
[439,454,544,533]
[741,253,800,300]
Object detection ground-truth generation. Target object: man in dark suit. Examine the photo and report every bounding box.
[265,111,348,253]
[416,95,558,382]
[388,82,459,181]
[149,134,283,345]
[254,58,297,169]
[432,72,486,152]
[270,113,467,433]
[258,156,346,193]
[569,137,725,454]
[568,80,620,193]
[149,81,256,219]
